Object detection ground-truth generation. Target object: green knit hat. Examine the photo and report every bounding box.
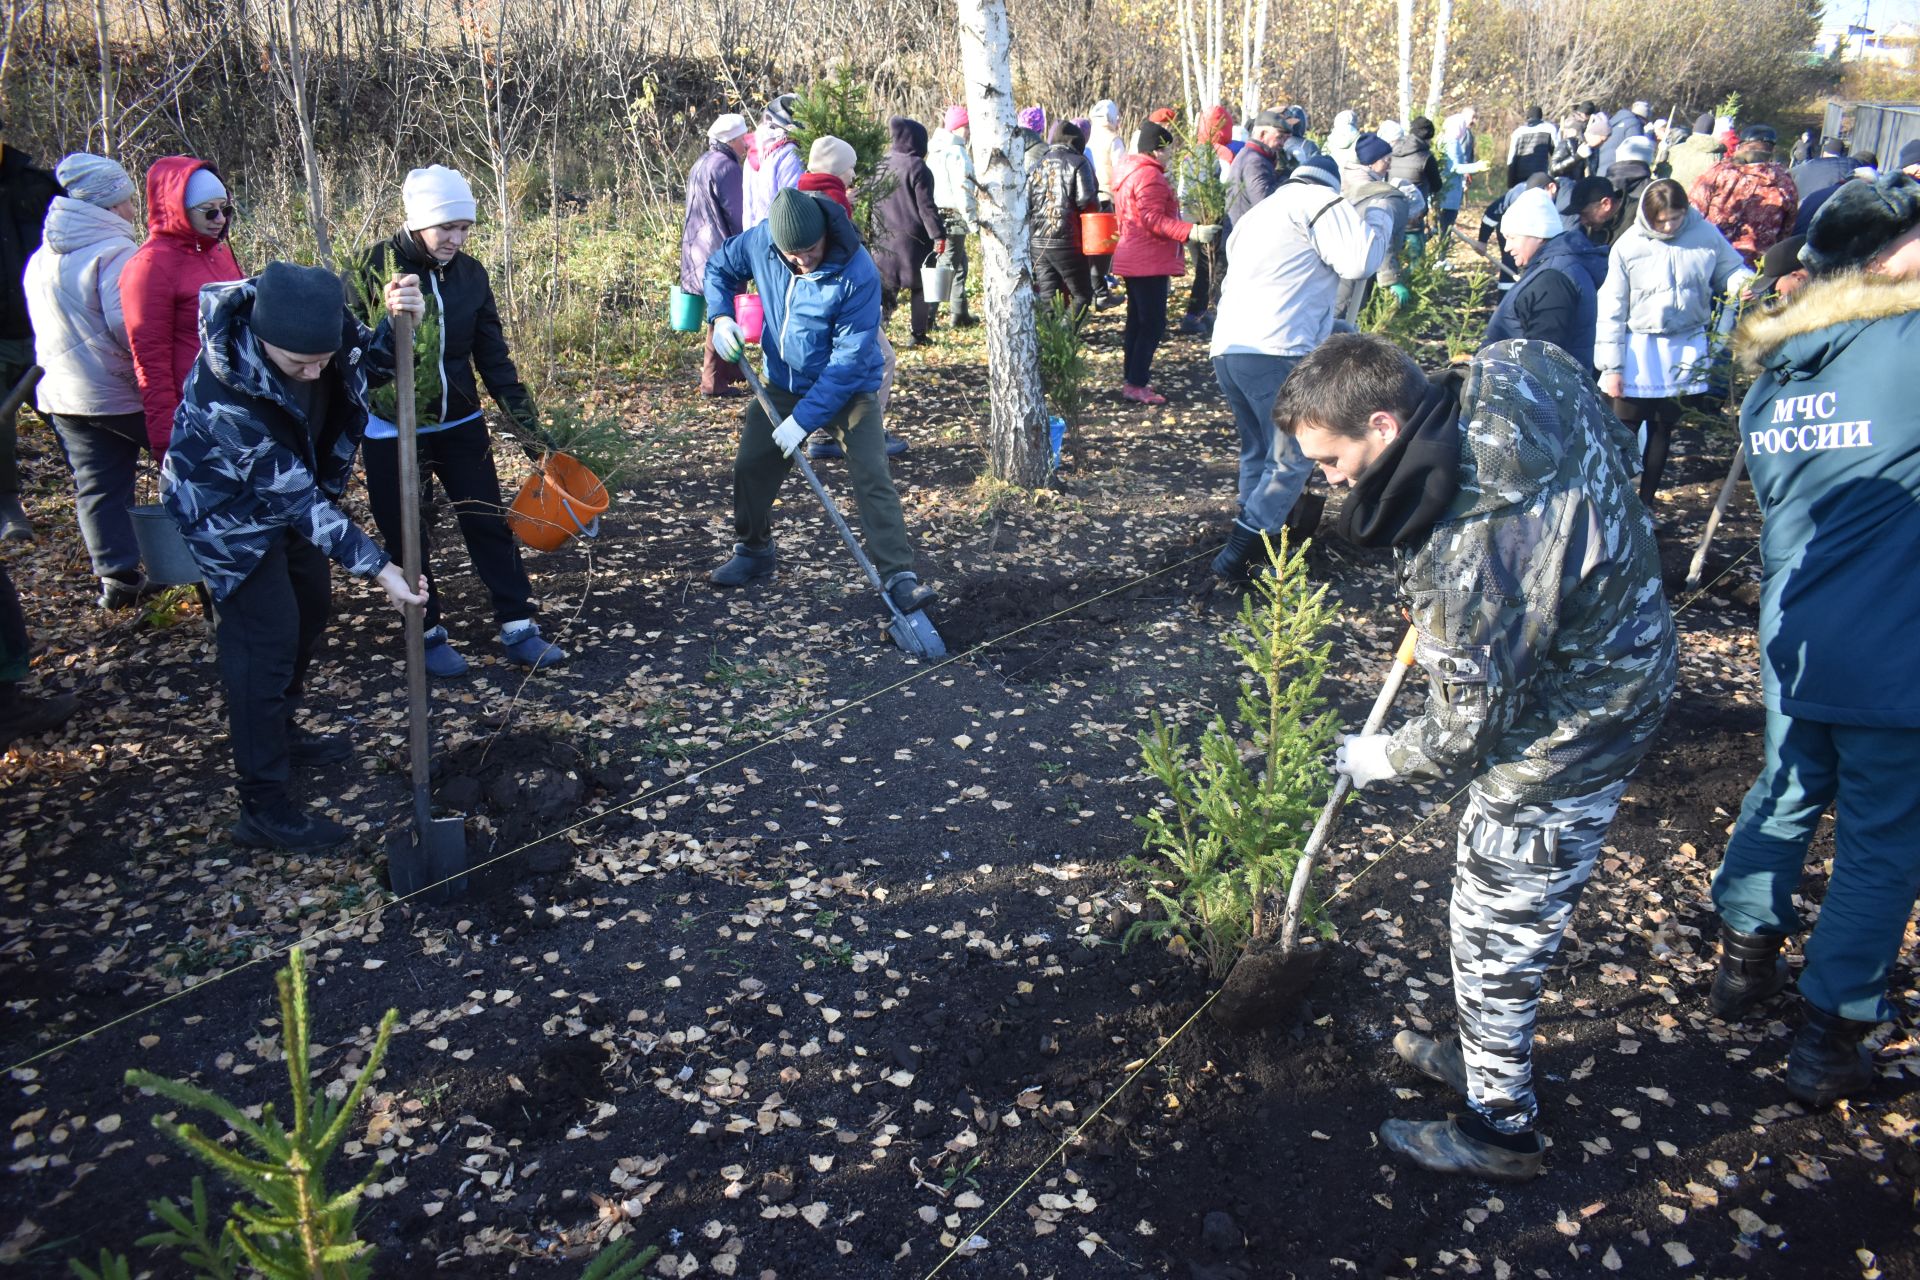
[769,188,827,253]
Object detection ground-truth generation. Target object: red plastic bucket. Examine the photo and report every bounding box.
[734,293,765,344]
[1080,211,1119,255]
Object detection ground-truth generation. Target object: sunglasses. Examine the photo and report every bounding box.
[191,203,235,221]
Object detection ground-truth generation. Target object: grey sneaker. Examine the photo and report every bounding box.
[1394,1030,1468,1097]
[1379,1117,1543,1181]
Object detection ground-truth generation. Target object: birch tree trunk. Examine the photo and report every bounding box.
[956,0,1049,488]
[1396,0,1414,126]
[1424,0,1454,124]
[280,0,335,269]
[1239,0,1269,123]
[90,0,113,155]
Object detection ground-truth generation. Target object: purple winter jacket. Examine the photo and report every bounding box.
[680,143,744,296]
[874,117,945,292]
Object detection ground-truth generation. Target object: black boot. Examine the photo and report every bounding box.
[0,683,79,747]
[231,802,351,852]
[1709,924,1790,1020]
[1210,521,1264,579]
[0,494,33,543]
[1785,1004,1875,1108]
[885,571,938,614]
[710,542,777,587]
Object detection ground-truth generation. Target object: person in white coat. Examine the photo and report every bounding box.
[1207,154,1388,578]
[1087,100,1128,307]
[23,153,149,608]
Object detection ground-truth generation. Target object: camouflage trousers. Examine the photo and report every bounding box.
[1450,778,1629,1133]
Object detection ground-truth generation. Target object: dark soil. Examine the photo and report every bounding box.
[0,249,1913,1280]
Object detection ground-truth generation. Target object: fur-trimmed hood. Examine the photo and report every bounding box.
[1733,271,1920,373]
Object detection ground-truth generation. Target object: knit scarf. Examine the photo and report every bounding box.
[1335,371,1464,549]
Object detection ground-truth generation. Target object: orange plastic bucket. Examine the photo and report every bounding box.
[1080,211,1119,255]
[508,453,609,552]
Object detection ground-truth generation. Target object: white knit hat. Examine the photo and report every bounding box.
[1377,119,1405,145]
[1616,136,1656,166]
[56,153,136,209]
[708,113,749,144]
[1503,187,1565,241]
[807,136,857,183]
[402,165,477,231]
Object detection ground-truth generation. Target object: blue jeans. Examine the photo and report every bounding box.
[1711,705,1920,1023]
[1210,353,1311,532]
[52,413,144,579]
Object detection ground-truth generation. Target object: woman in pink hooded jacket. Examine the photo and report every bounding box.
[1112,123,1219,404]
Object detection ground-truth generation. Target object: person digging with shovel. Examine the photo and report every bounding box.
[702,187,935,617]
[1278,332,1676,1180]
[163,262,429,852]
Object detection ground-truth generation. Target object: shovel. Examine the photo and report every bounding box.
[1685,444,1745,591]
[737,361,947,660]
[388,308,468,902]
[0,365,43,422]
[1210,627,1419,1028]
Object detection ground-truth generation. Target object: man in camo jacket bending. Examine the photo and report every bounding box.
[1277,332,1677,1179]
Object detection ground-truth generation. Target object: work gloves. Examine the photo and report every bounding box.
[1334,732,1398,790]
[1189,224,1222,244]
[772,415,809,457]
[935,239,949,256]
[712,316,747,363]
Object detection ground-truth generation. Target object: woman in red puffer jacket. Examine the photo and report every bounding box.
[120,156,243,460]
[1111,123,1219,404]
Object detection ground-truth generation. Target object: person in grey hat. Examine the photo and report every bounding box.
[23,153,149,607]
[703,188,937,616]
[1706,172,1920,1109]
[0,120,62,542]
[161,263,428,852]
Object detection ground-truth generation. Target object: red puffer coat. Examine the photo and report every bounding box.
[1111,154,1192,278]
[120,156,243,457]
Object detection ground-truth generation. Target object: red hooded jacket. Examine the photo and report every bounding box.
[1111,153,1193,278]
[1200,106,1236,166]
[120,157,243,456]
[796,172,853,216]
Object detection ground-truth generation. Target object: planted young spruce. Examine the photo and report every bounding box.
[1124,533,1340,976]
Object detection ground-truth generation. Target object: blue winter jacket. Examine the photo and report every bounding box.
[161,278,396,600]
[1732,272,1920,727]
[702,195,884,434]
[1481,231,1604,372]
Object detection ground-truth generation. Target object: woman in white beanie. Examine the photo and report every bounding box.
[683,113,750,396]
[23,153,150,607]
[345,163,566,677]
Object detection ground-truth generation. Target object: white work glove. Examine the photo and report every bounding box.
[712,316,746,363]
[771,415,808,457]
[1189,224,1222,244]
[1333,732,1398,790]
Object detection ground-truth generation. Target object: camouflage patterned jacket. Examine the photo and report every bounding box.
[1385,340,1678,809]
[161,278,396,601]
[1688,153,1799,265]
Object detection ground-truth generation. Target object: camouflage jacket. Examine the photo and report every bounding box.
[161,278,396,601]
[1688,156,1799,265]
[1386,340,1678,809]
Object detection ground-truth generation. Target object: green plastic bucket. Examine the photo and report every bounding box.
[669,287,705,332]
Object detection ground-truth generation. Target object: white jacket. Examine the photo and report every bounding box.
[24,196,142,417]
[1595,201,1752,375]
[928,129,978,228]
[1089,103,1127,201]
[1211,173,1387,359]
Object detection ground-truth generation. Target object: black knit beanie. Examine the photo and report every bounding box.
[768,188,827,253]
[251,262,345,355]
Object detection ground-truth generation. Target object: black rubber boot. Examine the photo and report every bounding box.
[0,684,78,747]
[0,494,34,543]
[1210,521,1264,579]
[1708,924,1791,1020]
[710,542,776,587]
[1785,1004,1875,1108]
[885,571,937,614]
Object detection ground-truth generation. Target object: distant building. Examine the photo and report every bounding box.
[1814,19,1919,66]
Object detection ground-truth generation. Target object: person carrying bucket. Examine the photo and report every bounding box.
[682,113,750,397]
[1280,332,1675,1179]
[162,264,430,852]
[346,165,566,679]
[703,188,936,616]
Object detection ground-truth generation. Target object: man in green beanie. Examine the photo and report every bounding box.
[703,187,935,614]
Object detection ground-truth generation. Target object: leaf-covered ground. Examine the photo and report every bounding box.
[1,251,1915,1279]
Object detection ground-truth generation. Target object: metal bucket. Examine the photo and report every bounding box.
[129,504,202,585]
[920,255,955,304]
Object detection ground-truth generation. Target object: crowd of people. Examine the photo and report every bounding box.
[1,84,1917,1187]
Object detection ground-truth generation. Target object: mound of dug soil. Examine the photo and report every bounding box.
[407,729,614,891]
